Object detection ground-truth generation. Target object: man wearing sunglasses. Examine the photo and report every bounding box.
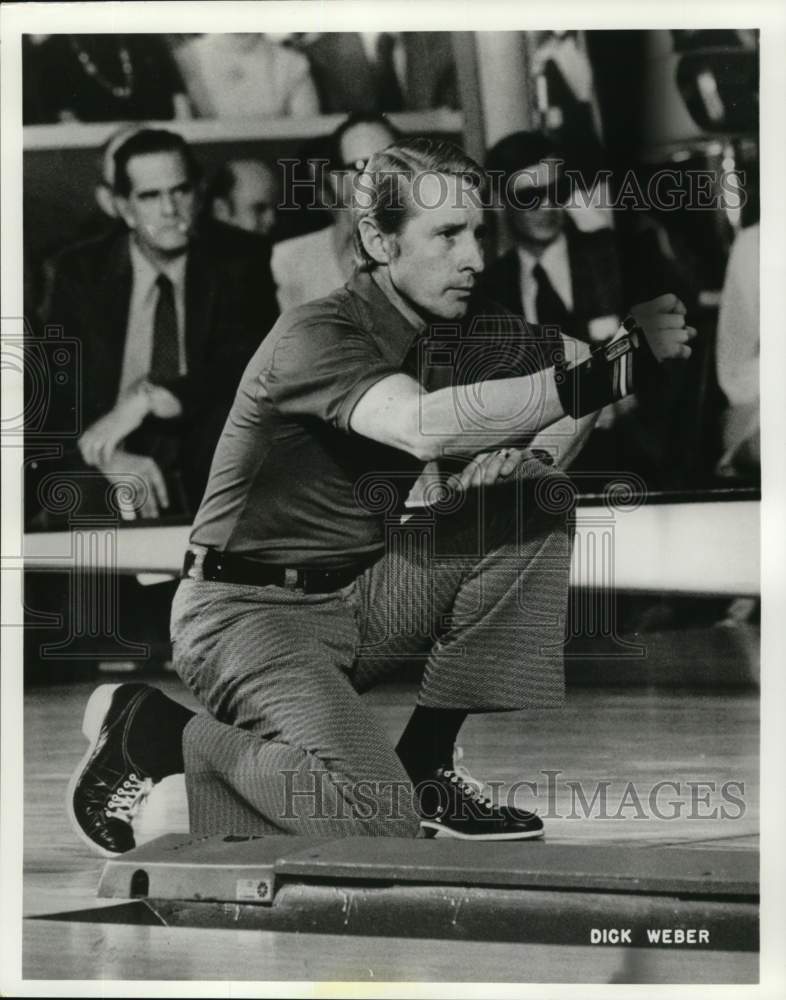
[481,130,623,346]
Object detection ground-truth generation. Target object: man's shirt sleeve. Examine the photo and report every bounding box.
[263,313,401,433]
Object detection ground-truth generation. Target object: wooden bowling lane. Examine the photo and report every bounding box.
[21,676,759,982]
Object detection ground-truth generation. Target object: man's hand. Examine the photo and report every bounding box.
[97,450,169,520]
[78,392,149,467]
[630,293,697,362]
[447,448,528,492]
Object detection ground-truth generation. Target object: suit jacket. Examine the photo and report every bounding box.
[38,221,279,516]
[479,225,625,344]
[304,32,458,113]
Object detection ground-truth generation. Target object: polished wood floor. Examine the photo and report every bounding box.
[19,676,759,984]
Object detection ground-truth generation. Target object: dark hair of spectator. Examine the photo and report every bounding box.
[113,128,200,197]
[204,162,238,211]
[327,111,401,170]
[353,137,486,272]
[485,130,561,178]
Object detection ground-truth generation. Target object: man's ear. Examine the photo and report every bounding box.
[212,197,232,224]
[114,195,136,231]
[357,217,395,266]
[94,183,119,220]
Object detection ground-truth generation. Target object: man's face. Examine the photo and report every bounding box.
[386,173,486,321]
[506,161,565,248]
[333,121,396,209]
[117,151,196,256]
[224,162,278,237]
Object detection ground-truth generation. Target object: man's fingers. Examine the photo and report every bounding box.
[653,312,687,329]
[500,450,521,477]
[634,293,685,315]
[139,490,159,519]
[146,462,169,511]
[97,440,116,467]
[480,452,507,485]
[470,455,492,488]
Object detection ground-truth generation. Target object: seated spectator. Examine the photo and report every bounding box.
[271,113,399,311]
[172,33,319,118]
[480,129,689,488]
[31,34,190,123]
[715,223,760,480]
[33,128,279,525]
[205,159,279,239]
[303,32,458,113]
[481,130,623,344]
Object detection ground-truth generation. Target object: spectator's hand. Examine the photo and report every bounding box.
[447,448,527,492]
[146,384,183,419]
[78,390,149,467]
[97,450,169,520]
[630,294,697,362]
[531,35,594,103]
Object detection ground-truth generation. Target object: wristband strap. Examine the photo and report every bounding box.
[554,316,659,418]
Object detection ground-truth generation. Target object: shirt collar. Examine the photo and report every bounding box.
[129,235,188,296]
[346,269,427,365]
[516,231,569,279]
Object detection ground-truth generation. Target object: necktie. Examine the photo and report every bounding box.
[150,273,179,383]
[374,32,404,112]
[532,262,571,332]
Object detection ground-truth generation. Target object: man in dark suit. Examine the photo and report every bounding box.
[38,128,279,522]
[25,128,278,677]
[303,32,458,114]
[480,130,624,346]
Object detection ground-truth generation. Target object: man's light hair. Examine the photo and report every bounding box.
[352,138,486,272]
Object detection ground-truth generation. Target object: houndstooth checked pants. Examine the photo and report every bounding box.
[170,459,575,839]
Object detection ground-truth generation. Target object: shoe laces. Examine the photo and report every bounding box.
[105,772,153,824]
[451,746,486,797]
[438,766,495,813]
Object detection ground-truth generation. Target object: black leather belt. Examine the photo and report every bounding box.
[181,547,367,594]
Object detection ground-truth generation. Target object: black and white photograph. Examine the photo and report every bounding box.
[1,1,784,994]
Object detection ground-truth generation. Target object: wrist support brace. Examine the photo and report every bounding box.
[554,316,659,418]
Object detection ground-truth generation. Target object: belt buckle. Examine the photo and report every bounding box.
[283,567,299,590]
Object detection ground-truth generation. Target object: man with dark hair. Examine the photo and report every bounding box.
[481,129,622,344]
[68,138,695,855]
[272,112,400,310]
[40,127,279,520]
[206,159,279,239]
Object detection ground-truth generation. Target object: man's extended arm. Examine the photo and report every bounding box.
[350,294,695,460]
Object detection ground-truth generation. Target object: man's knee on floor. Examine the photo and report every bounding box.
[278,765,420,837]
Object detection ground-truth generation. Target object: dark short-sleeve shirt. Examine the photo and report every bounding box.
[189,270,563,568]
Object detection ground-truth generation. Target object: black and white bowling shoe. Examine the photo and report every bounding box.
[67,684,156,856]
[418,748,544,841]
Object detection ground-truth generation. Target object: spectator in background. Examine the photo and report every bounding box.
[36,128,278,524]
[715,223,760,480]
[480,130,683,487]
[481,130,623,345]
[30,34,191,123]
[271,113,399,311]
[172,33,319,118]
[303,32,458,113]
[205,159,279,239]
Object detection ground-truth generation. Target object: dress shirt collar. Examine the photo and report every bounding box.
[516,231,574,313]
[129,236,188,298]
